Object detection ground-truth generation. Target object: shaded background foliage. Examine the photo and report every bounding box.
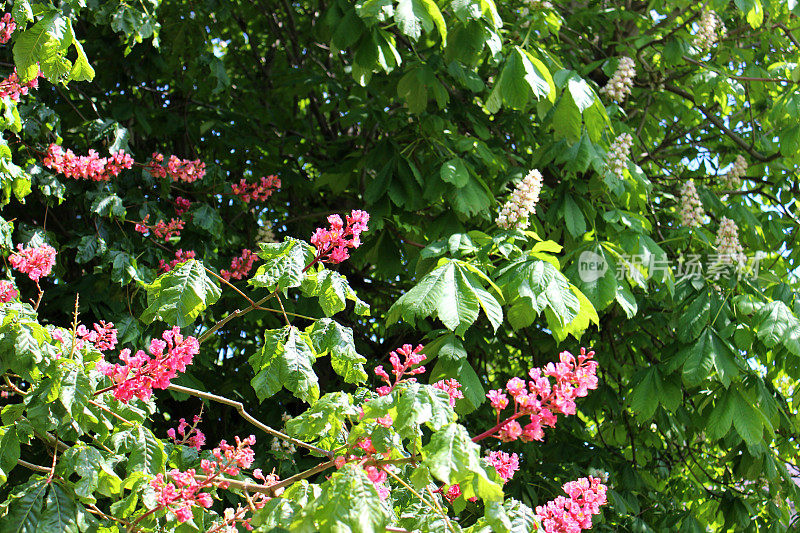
[2,0,800,531]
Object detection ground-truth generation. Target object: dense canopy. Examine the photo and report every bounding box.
[1,0,800,531]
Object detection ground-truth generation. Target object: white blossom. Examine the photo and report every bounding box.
[693,10,726,51]
[606,133,633,180]
[720,155,747,189]
[496,169,544,230]
[599,56,636,103]
[714,216,746,270]
[256,221,276,244]
[679,180,705,228]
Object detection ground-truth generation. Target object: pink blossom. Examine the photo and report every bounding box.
[487,389,509,412]
[135,215,185,241]
[168,415,206,450]
[9,243,56,282]
[160,249,196,273]
[485,450,520,483]
[175,197,192,216]
[0,14,16,44]
[481,348,599,443]
[97,327,200,403]
[497,420,523,442]
[148,152,206,183]
[232,175,281,203]
[221,249,257,280]
[0,280,17,302]
[76,321,118,352]
[432,378,464,407]
[373,344,426,395]
[0,69,39,101]
[535,476,608,532]
[310,209,370,265]
[43,144,133,181]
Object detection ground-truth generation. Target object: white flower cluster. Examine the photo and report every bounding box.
[496,169,544,230]
[714,216,746,269]
[720,155,747,189]
[599,56,636,103]
[693,10,726,51]
[679,180,705,228]
[256,221,277,244]
[271,436,297,456]
[606,133,633,180]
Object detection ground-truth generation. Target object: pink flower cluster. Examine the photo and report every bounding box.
[43,144,134,181]
[374,344,426,396]
[96,327,199,403]
[0,14,16,44]
[151,469,213,523]
[168,415,206,451]
[221,249,257,280]
[135,215,185,241]
[175,196,192,216]
[232,175,281,203]
[310,210,369,264]
[9,243,56,282]
[481,348,598,443]
[77,321,118,352]
[0,280,17,302]
[0,69,39,101]
[485,450,519,483]
[334,441,392,500]
[151,436,271,524]
[159,249,196,273]
[148,152,206,183]
[535,476,608,533]
[432,378,464,407]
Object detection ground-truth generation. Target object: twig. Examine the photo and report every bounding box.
[166,383,333,458]
[198,292,277,344]
[17,459,50,473]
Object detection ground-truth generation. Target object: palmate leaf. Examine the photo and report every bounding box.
[0,478,48,533]
[249,326,319,404]
[307,318,368,384]
[111,425,166,476]
[294,464,389,532]
[140,260,220,327]
[422,423,504,502]
[0,426,20,484]
[481,499,540,533]
[285,392,356,448]
[251,238,316,293]
[301,269,370,317]
[386,259,502,336]
[753,300,800,356]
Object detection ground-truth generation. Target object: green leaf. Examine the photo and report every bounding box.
[395,0,443,41]
[386,259,502,335]
[681,328,716,387]
[422,423,504,502]
[394,382,456,436]
[249,326,319,404]
[484,499,540,533]
[307,318,368,384]
[69,38,95,82]
[735,0,763,28]
[440,158,469,187]
[431,357,484,413]
[707,391,735,440]
[38,484,79,533]
[629,368,661,421]
[12,0,34,25]
[563,195,586,237]
[58,366,91,417]
[497,254,580,329]
[295,463,389,532]
[753,300,800,356]
[486,46,552,113]
[285,392,356,448]
[13,13,73,82]
[141,259,221,327]
[0,479,47,533]
[0,426,20,484]
[112,425,166,476]
[302,269,369,317]
[251,239,316,293]
[192,203,224,234]
[567,74,596,112]
[730,386,764,446]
